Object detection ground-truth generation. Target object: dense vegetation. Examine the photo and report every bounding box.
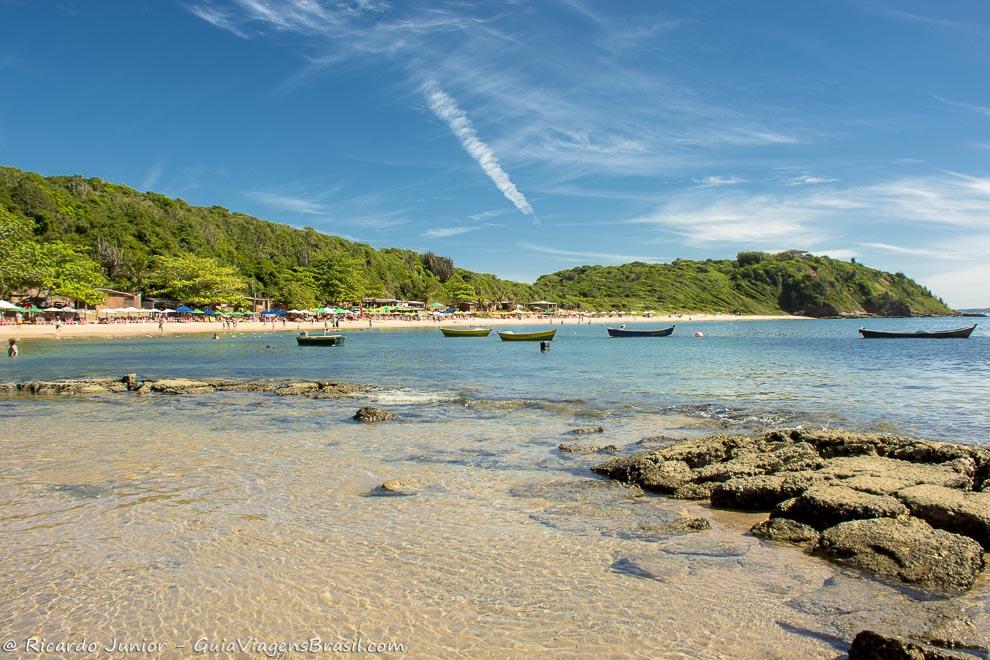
[0,166,953,316]
[533,252,952,316]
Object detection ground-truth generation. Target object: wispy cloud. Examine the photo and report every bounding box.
[859,242,936,257]
[784,174,838,186]
[693,174,747,188]
[185,3,252,39]
[932,95,990,118]
[423,226,479,239]
[422,79,533,216]
[246,190,326,214]
[519,242,659,264]
[141,160,165,191]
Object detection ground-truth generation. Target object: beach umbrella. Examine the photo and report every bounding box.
[0,300,18,309]
[60,306,77,312]
[25,306,45,313]
[43,306,63,312]
[175,305,194,313]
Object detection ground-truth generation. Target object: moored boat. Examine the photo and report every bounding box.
[858,324,976,339]
[497,329,557,342]
[440,327,492,337]
[606,325,675,338]
[296,334,345,346]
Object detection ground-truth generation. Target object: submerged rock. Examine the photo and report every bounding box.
[354,407,396,423]
[567,426,604,435]
[814,518,985,594]
[370,480,417,496]
[148,378,215,394]
[558,442,618,454]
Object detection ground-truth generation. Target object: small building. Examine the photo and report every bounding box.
[529,300,558,312]
[245,296,273,313]
[96,288,141,311]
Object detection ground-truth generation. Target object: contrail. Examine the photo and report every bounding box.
[423,80,534,215]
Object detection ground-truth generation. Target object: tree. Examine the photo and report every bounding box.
[311,252,366,304]
[271,267,319,309]
[0,206,41,297]
[149,255,247,306]
[441,277,476,304]
[422,251,454,282]
[35,242,107,305]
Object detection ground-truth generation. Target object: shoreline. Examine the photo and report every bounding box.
[0,313,810,340]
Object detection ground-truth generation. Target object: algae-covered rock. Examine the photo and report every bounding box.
[710,472,831,510]
[566,426,604,435]
[354,407,396,423]
[814,518,985,593]
[772,485,908,530]
[896,484,990,549]
[848,630,968,660]
[558,443,618,454]
[750,517,820,546]
[148,379,215,394]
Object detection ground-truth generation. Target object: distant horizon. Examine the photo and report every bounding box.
[2,2,989,306]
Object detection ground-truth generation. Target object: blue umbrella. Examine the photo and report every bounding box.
[175,305,194,313]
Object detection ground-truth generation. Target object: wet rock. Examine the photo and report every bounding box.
[817,456,973,492]
[772,485,909,530]
[593,456,693,494]
[316,381,373,397]
[692,442,825,483]
[710,472,832,510]
[750,518,820,546]
[814,518,985,593]
[895,485,990,548]
[635,434,680,447]
[353,406,396,423]
[558,442,618,454]
[370,480,416,496]
[566,426,604,435]
[148,379,215,394]
[274,382,320,396]
[632,517,710,538]
[848,630,968,660]
[670,482,716,500]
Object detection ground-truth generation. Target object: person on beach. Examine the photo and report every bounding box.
[7,338,18,358]
[158,318,164,334]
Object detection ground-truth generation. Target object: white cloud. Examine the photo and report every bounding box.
[246,190,325,214]
[859,242,936,257]
[932,95,990,117]
[422,80,533,216]
[924,265,990,308]
[141,161,165,191]
[785,174,838,186]
[423,226,478,238]
[519,242,659,264]
[693,174,747,188]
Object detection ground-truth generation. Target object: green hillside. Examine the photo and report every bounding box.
[0,165,954,316]
[532,252,952,316]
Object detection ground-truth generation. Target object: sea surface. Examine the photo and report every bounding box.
[1,317,988,657]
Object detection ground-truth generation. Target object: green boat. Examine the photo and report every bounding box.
[440,327,492,337]
[497,329,557,342]
[296,334,345,346]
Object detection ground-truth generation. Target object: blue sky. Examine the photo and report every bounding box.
[2,1,989,306]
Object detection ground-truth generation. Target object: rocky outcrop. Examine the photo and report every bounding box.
[771,485,908,530]
[815,518,985,594]
[0,375,375,398]
[566,426,604,435]
[353,407,396,423]
[592,429,990,592]
[558,442,618,454]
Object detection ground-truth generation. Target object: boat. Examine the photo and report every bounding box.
[858,324,977,339]
[497,329,557,342]
[296,334,345,346]
[607,325,675,338]
[440,327,492,337]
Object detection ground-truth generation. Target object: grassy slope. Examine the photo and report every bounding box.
[0,166,952,316]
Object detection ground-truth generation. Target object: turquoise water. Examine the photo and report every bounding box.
[3,317,988,441]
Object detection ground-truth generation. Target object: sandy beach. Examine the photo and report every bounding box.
[0,313,811,340]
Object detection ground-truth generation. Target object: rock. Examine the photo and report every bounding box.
[370,480,416,496]
[849,630,969,660]
[692,442,825,483]
[274,382,320,396]
[148,379,215,394]
[750,517,820,546]
[818,456,973,491]
[814,518,985,593]
[636,517,710,535]
[772,485,908,530]
[670,481,716,500]
[895,485,990,549]
[592,456,693,493]
[567,426,604,435]
[354,406,396,423]
[558,443,618,453]
[710,472,832,510]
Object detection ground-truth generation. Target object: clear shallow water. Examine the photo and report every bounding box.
[2,317,989,657]
[3,317,988,440]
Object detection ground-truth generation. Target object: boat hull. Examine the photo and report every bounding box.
[607,325,675,337]
[858,324,976,339]
[440,327,492,337]
[296,335,345,346]
[497,329,557,342]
